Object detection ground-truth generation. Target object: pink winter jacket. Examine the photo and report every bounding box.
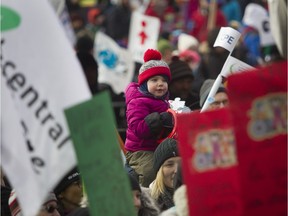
[124,82,169,152]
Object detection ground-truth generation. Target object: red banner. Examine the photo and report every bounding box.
[177,108,243,216]
[227,61,287,216]
[176,61,287,216]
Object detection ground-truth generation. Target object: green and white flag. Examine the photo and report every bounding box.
[220,56,255,78]
[1,1,91,215]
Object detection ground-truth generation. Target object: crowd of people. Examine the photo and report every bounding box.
[1,0,286,215]
[66,0,283,140]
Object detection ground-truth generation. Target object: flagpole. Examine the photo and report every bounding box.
[200,73,223,112]
[200,51,231,112]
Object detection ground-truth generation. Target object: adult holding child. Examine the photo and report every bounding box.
[125,49,174,187]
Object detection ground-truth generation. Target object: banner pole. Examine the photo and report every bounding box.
[200,51,232,113]
[200,74,223,112]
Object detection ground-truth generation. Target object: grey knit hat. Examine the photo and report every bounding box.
[138,49,171,85]
[199,79,226,107]
[153,138,179,173]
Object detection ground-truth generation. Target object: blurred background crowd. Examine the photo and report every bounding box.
[51,0,285,141]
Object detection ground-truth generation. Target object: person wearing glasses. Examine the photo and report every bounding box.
[8,190,60,216]
[199,79,229,110]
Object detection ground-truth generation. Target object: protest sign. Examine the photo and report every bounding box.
[1,1,91,215]
[65,91,136,216]
[128,11,160,63]
[94,31,135,94]
[177,109,243,216]
[227,61,287,216]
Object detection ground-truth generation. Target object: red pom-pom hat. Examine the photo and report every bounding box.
[138,49,171,85]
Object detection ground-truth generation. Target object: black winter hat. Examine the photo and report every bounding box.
[153,138,179,173]
[169,56,194,82]
[54,167,80,196]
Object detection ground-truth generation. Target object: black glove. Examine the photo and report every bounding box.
[160,112,174,128]
[144,112,162,135]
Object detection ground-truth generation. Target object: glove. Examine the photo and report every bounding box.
[144,112,162,135]
[160,112,174,128]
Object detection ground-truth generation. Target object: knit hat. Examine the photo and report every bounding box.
[54,167,80,196]
[138,49,171,85]
[169,56,194,82]
[199,79,226,107]
[153,138,179,173]
[157,38,173,55]
[178,50,200,64]
[177,33,199,52]
[42,192,58,205]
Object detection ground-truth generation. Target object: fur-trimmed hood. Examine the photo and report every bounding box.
[139,187,160,216]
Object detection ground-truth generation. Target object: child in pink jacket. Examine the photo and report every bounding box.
[125,49,173,187]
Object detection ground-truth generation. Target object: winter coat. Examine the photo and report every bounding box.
[139,187,161,216]
[157,187,175,212]
[124,82,170,152]
[160,185,188,216]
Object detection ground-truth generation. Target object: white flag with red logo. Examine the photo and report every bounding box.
[128,11,161,63]
[1,1,91,215]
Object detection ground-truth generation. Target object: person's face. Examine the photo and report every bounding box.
[37,201,60,216]
[60,180,83,209]
[162,49,173,64]
[169,77,193,99]
[132,190,141,213]
[208,92,229,110]
[147,75,168,97]
[162,156,181,188]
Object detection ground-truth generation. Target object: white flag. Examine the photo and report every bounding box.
[213,27,241,52]
[1,1,91,216]
[242,3,276,46]
[128,11,161,63]
[220,56,255,77]
[94,31,135,94]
